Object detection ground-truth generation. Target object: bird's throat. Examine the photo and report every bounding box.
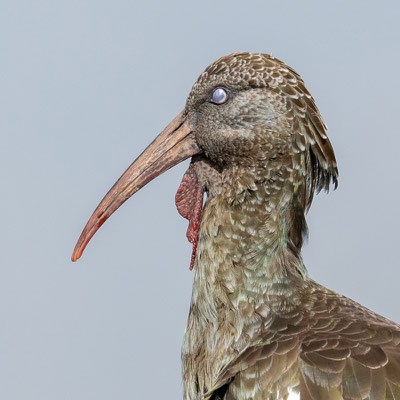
[175,163,204,270]
[175,158,309,278]
[194,160,309,283]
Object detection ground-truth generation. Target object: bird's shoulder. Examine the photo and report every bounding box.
[297,284,400,399]
[210,283,400,399]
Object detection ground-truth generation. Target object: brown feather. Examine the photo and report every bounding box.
[174,52,400,400]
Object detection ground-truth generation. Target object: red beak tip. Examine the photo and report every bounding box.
[71,247,83,262]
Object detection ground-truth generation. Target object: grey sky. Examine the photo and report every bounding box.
[1,1,399,399]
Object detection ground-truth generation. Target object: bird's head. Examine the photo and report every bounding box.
[187,53,294,167]
[71,52,338,264]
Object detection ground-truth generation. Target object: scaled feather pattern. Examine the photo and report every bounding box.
[178,53,400,400]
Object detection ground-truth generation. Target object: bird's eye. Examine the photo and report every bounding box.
[210,87,229,104]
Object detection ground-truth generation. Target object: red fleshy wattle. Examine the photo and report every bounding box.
[175,163,204,270]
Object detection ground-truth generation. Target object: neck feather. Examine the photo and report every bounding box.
[182,159,314,397]
[190,159,311,314]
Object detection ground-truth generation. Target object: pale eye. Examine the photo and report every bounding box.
[211,87,229,104]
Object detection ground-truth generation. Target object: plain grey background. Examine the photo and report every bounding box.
[1,1,399,399]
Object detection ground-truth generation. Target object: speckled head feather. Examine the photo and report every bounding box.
[187,52,338,200]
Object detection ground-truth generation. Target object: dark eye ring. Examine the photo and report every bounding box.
[210,87,229,104]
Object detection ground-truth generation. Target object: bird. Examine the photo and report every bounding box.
[72,52,400,400]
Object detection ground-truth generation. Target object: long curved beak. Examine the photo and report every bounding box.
[71,110,200,261]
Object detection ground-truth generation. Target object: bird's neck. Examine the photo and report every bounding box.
[191,159,310,314]
[183,160,311,397]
